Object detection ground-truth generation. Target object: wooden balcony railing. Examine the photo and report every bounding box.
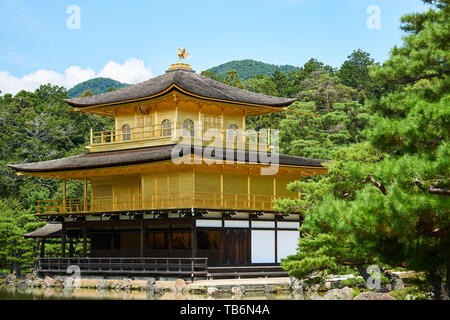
[91,123,172,145]
[38,257,208,278]
[90,121,274,151]
[36,192,278,215]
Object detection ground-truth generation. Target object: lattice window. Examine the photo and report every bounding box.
[135,114,154,128]
[162,119,172,136]
[202,115,222,132]
[135,115,154,138]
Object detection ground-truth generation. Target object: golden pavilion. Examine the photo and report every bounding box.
[9,57,327,278]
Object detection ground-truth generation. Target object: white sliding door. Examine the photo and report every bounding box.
[251,230,275,263]
[277,231,299,263]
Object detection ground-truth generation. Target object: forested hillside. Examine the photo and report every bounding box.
[207,59,300,79]
[68,77,130,98]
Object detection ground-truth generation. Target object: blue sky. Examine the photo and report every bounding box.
[0,0,429,94]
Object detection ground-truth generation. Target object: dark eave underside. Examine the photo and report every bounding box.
[8,144,327,173]
[64,69,296,108]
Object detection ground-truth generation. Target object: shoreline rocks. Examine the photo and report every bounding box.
[354,292,396,300]
[324,287,353,300]
[0,271,412,299]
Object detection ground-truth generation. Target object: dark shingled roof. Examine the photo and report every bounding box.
[65,68,296,108]
[8,144,327,173]
[23,223,62,238]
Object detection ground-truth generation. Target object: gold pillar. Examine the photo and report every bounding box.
[220,172,224,208]
[247,171,251,209]
[62,178,67,213]
[84,178,88,212]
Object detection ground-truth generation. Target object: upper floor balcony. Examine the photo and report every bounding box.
[88,120,277,153]
[36,191,279,216]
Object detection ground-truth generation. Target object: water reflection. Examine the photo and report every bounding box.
[0,286,318,300]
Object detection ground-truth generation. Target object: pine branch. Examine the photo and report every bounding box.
[364,176,387,195]
[397,69,450,84]
[414,178,450,196]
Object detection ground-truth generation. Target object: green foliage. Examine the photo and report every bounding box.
[279,0,450,300]
[0,198,43,274]
[79,89,94,97]
[0,84,114,209]
[340,277,366,287]
[224,70,245,89]
[68,77,130,98]
[370,0,449,93]
[338,49,387,98]
[207,59,299,79]
[352,287,361,298]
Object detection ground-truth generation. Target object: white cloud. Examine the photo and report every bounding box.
[0,58,153,95]
[98,58,152,84]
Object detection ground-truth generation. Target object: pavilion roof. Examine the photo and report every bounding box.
[23,223,62,239]
[64,68,296,108]
[8,144,327,173]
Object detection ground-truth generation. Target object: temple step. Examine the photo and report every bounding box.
[207,265,288,279]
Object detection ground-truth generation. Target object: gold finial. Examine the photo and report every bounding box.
[177,47,192,62]
[167,48,194,72]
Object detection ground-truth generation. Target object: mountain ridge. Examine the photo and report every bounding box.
[67,59,301,97]
[207,59,300,79]
[68,77,130,98]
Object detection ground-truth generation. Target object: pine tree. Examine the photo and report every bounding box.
[278,0,450,299]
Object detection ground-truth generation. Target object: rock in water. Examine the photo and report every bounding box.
[146,278,156,291]
[391,275,405,291]
[44,276,56,288]
[231,286,245,296]
[175,278,186,292]
[324,287,354,300]
[120,278,133,291]
[17,279,32,289]
[207,287,220,296]
[264,285,276,293]
[31,278,43,288]
[290,277,303,293]
[354,292,396,300]
[97,280,109,291]
[24,271,38,281]
[5,274,16,285]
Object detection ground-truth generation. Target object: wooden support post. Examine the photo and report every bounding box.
[83,223,88,258]
[34,239,39,258]
[168,225,172,255]
[61,229,66,258]
[247,171,251,209]
[40,239,46,258]
[274,220,278,263]
[140,219,145,258]
[220,172,224,208]
[83,178,88,212]
[248,220,252,264]
[191,221,196,259]
[69,237,74,258]
[62,178,67,213]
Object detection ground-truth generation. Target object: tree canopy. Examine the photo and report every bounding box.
[276,0,450,300]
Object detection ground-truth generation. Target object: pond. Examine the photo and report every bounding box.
[0,286,321,300]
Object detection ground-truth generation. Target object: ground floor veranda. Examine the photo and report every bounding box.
[31,210,300,277]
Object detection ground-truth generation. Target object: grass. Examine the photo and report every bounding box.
[388,275,433,300]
